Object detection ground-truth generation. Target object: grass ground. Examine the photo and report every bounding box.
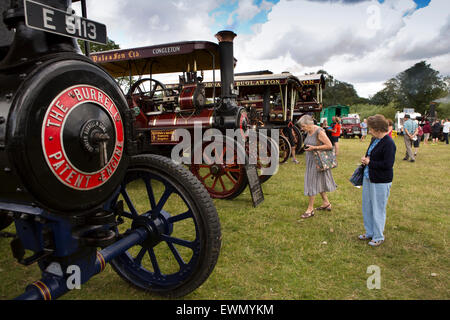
[0,136,449,300]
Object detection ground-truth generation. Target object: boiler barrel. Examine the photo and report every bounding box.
[0,0,131,215]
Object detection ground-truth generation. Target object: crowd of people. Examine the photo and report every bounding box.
[426,118,450,145]
[290,112,449,248]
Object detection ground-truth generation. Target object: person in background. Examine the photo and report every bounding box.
[321,119,333,145]
[413,119,423,157]
[423,120,431,145]
[431,120,442,145]
[359,114,396,247]
[360,119,368,141]
[387,119,394,138]
[330,116,341,156]
[402,114,417,162]
[298,115,337,219]
[443,118,450,145]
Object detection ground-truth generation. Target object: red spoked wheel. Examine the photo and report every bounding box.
[278,135,291,164]
[254,134,279,184]
[292,125,305,154]
[189,141,248,200]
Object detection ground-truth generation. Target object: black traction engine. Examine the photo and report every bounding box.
[0,0,221,299]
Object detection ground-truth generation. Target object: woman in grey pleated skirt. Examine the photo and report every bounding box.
[298,115,337,218]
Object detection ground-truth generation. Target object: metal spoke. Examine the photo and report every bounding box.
[148,248,161,275]
[168,210,192,223]
[160,234,195,249]
[152,186,173,218]
[135,247,147,266]
[144,178,157,210]
[211,176,219,190]
[121,211,134,219]
[225,171,237,184]
[167,242,186,268]
[121,189,138,217]
[201,172,212,181]
[218,176,226,191]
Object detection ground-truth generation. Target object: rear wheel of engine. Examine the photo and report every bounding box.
[256,134,279,184]
[292,125,304,154]
[189,140,248,200]
[278,135,291,164]
[107,154,221,298]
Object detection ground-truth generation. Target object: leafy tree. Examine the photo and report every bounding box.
[395,61,446,114]
[436,102,450,119]
[317,70,368,106]
[77,38,134,93]
[350,103,396,121]
[77,38,120,55]
[370,78,400,106]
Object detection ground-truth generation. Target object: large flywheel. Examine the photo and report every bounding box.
[106,155,221,297]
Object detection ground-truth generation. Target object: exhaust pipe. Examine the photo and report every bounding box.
[215,30,236,101]
[214,30,248,130]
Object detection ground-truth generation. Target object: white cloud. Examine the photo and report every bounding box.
[73,0,223,48]
[234,0,450,98]
[227,0,276,28]
[72,0,450,99]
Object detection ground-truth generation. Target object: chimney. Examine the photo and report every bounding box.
[215,30,237,101]
[214,30,248,131]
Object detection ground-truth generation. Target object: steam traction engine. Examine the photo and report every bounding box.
[92,32,266,204]
[202,71,325,163]
[204,71,303,164]
[0,0,221,299]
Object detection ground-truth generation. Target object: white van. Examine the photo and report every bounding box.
[395,109,421,133]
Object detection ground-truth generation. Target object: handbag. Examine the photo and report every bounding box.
[349,165,365,186]
[312,129,337,171]
[312,149,337,171]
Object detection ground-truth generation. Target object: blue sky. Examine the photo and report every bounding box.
[210,0,280,34]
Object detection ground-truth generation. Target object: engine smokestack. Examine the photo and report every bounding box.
[215,30,237,100]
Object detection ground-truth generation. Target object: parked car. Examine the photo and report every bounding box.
[341,116,362,138]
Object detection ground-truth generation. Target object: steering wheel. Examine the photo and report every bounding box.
[126,78,168,111]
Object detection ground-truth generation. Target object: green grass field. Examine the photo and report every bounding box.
[1,137,449,300]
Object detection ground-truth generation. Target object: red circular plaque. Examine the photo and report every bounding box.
[42,84,125,190]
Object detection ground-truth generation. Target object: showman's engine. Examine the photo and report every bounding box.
[0,0,221,300]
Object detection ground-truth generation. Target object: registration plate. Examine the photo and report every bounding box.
[24,0,107,44]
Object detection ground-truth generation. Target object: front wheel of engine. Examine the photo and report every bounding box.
[107,154,221,298]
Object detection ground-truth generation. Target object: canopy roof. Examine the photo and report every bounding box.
[296,74,326,88]
[200,72,303,89]
[90,41,224,78]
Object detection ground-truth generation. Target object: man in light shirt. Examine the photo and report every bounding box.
[403,114,418,162]
[443,118,450,145]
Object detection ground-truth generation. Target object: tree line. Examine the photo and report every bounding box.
[316,61,450,120]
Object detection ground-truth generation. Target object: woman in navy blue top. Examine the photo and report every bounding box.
[359,115,396,247]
